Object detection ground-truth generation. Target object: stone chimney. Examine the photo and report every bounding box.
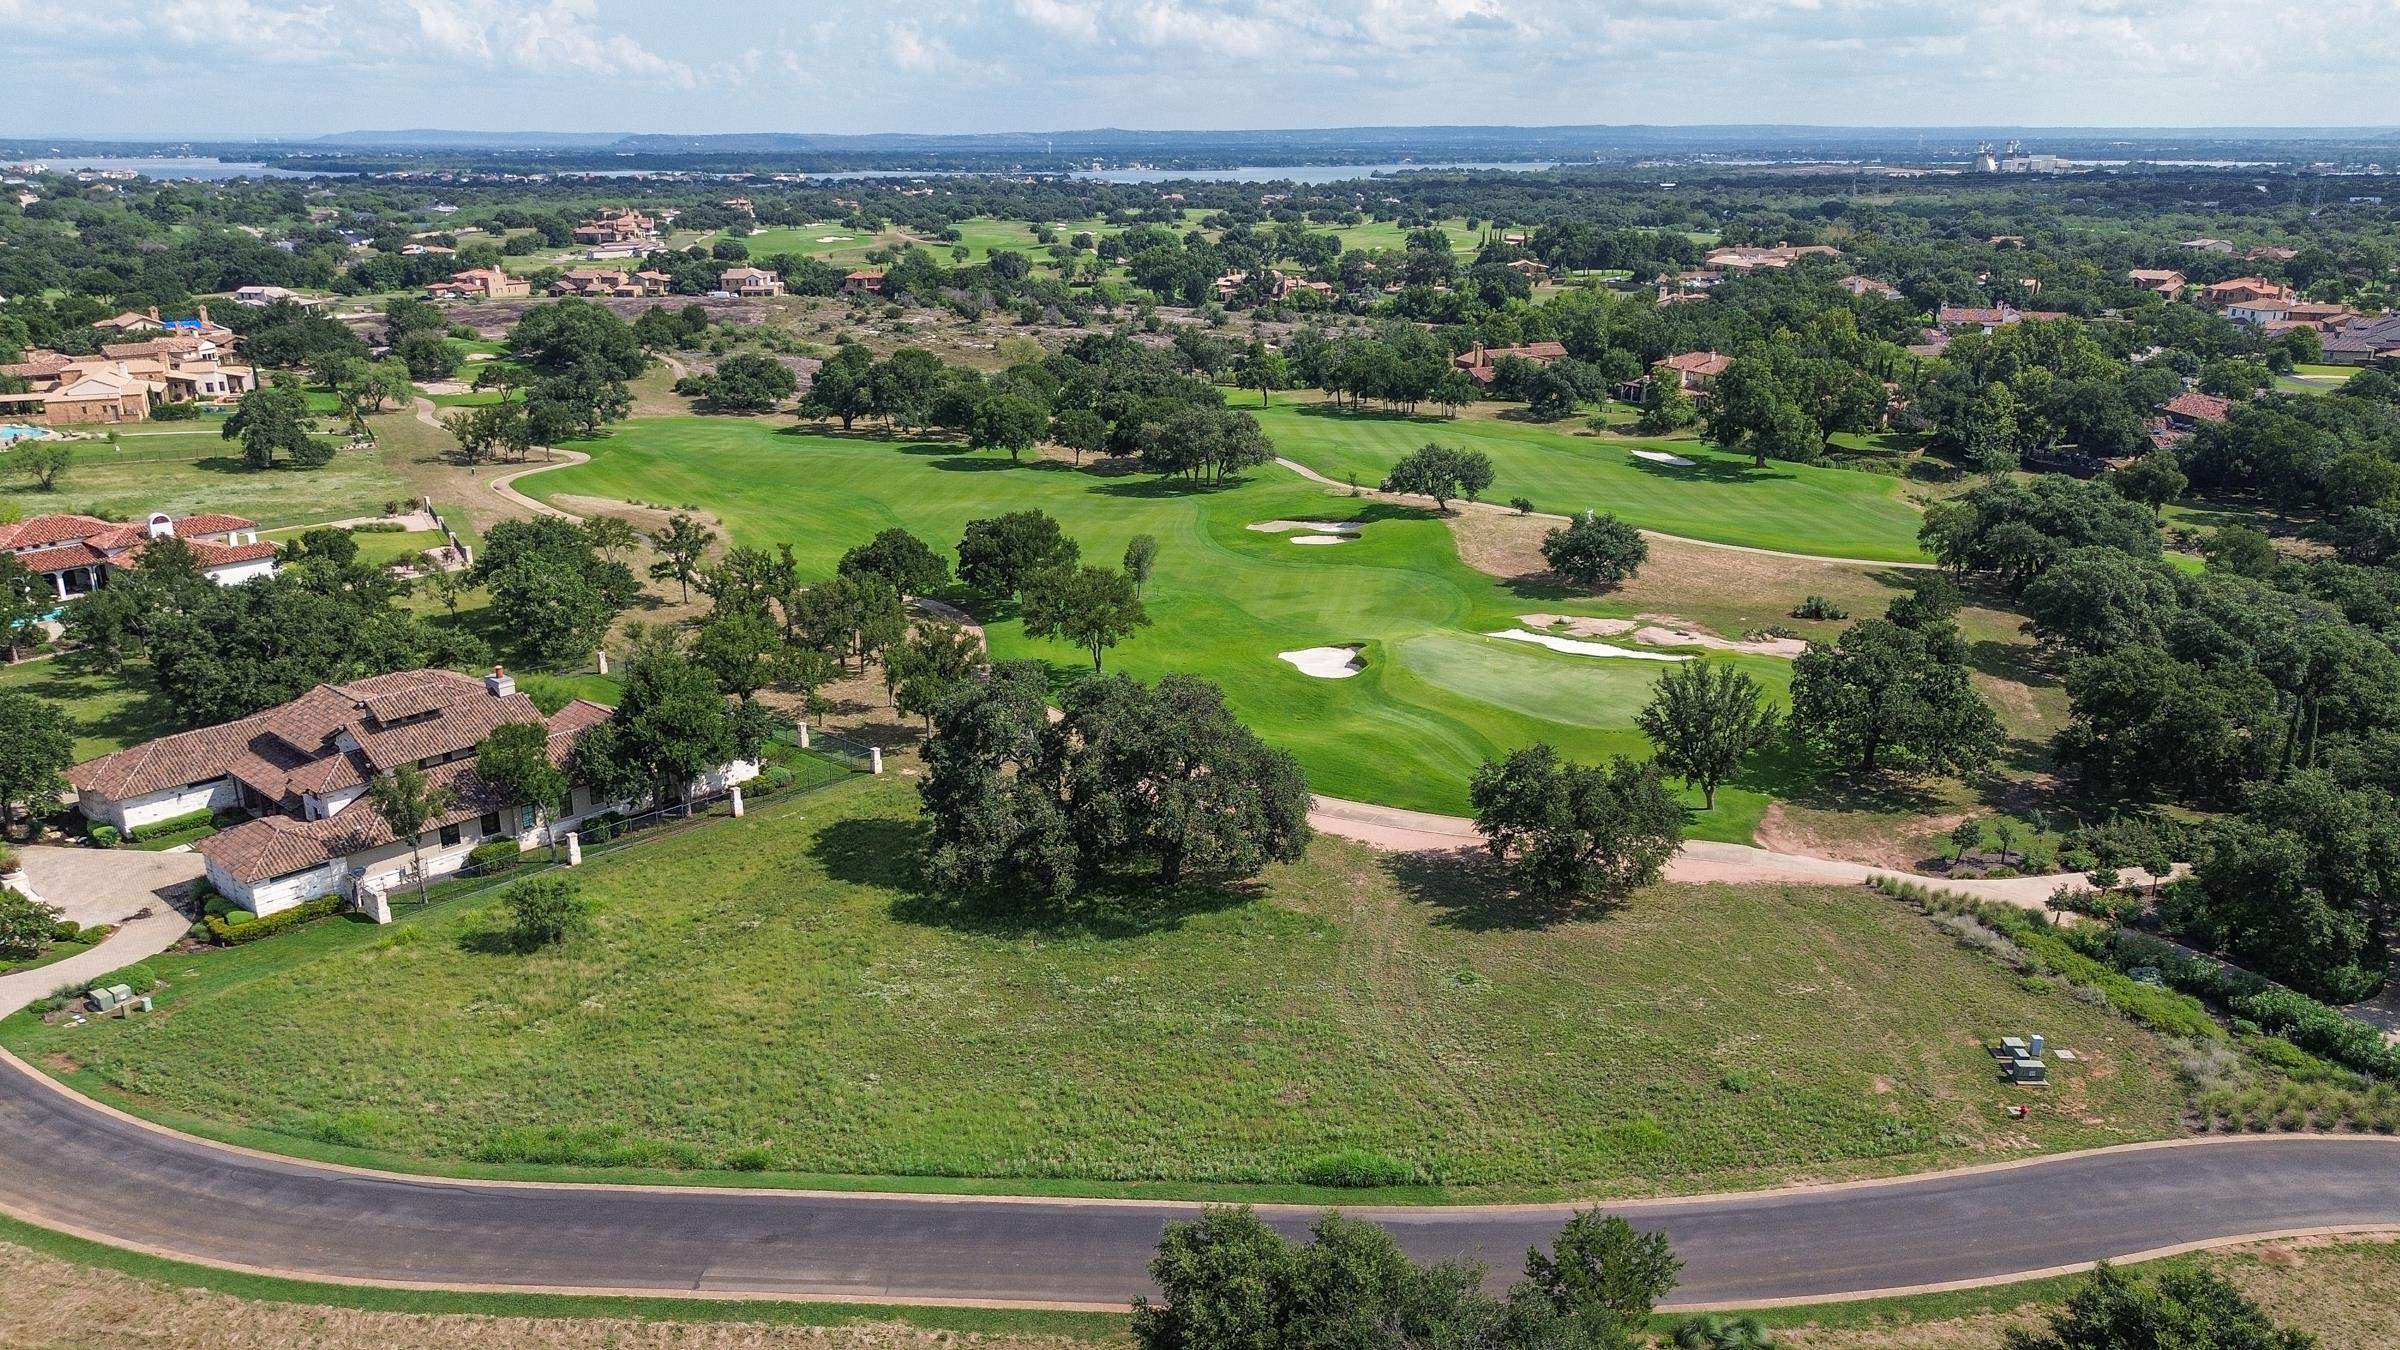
[146,305,161,321]
[197,304,211,324]
[485,664,515,698]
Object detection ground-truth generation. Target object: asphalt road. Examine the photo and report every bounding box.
[4,1054,2398,1309]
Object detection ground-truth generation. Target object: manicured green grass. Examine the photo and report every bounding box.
[1,428,406,530]
[262,523,447,568]
[1,775,2185,1198]
[0,649,181,760]
[1254,397,1931,563]
[518,417,1792,828]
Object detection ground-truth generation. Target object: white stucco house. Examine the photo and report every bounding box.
[0,511,275,599]
[65,667,756,917]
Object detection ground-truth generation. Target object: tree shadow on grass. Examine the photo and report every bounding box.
[1624,454,1792,487]
[1384,846,1620,932]
[1289,402,1451,427]
[812,816,1259,940]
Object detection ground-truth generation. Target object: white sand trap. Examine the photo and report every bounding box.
[1248,519,1365,535]
[1519,612,1807,659]
[815,235,855,242]
[1631,449,1696,467]
[1290,534,1353,545]
[1281,645,1366,678]
[1487,629,1690,663]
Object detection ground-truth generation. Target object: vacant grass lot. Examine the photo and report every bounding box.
[3,776,2184,1198]
[1,425,404,529]
[521,417,1791,831]
[0,648,181,760]
[1255,396,1931,563]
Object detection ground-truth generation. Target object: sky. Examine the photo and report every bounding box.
[4,0,2400,140]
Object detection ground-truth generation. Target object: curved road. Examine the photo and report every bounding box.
[0,1051,2394,1310]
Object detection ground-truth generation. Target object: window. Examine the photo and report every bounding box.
[478,811,502,837]
[438,823,461,848]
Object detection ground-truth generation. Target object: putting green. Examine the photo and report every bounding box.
[1253,396,1931,563]
[525,418,1796,839]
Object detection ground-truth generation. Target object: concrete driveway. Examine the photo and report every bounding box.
[0,845,202,1015]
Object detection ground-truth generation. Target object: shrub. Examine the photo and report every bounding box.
[468,838,528,875]
[88,824,121,848]
[203,894,345,946]
[128,807,219,842]
[1509,496,1535,515]
[1792,595,1849,620]
[0,889,64,959]
[503,875,588,949]
[0,847,19,874]
[1295,1149,1417,1188]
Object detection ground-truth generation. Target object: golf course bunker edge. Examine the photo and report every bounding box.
[1280,644,1367,678]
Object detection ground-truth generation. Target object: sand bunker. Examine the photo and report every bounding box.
[1281,645,1366,678]
[1290,535,1353,545]
[1249,519,1365,535]
[816,235,855,242]
[1631,449,1697,467]
[1487,629,1690,662]
[1518,613,1808,659]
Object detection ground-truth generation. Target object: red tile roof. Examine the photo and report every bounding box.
[2163,391,2233,424]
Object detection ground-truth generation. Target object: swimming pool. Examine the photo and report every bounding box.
[0,424,49,446]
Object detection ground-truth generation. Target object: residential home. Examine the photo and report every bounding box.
[841,269,886,296]
[1452,341,1568,385]
[721,266,784,298]
[398,243,456,258]
[0,341,255,423]
[2199,277,2291,309]
[67,667,754,916]
[1703,243,1841,272]
[2127,269,2186,298]
[2162,390,2233,430]
[1934,303,2067,334]
[1504,258,1551,279]
[1653,350,1733,393]
[632,269,674,296]
[2228,298,2351,329]
[573,209,659,247]
[2242,245,2299,263]
[1836,274,1901,300]
[549,267,638,298]
[2322,314,2400,365]
[1212,270,1250,301]
[0,510,274,600]
[231,285,300,307]
[427,267,529,301]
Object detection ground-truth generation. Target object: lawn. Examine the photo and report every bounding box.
[519,417,1795,832]
[1,426,407,530]
[262,523,448,568]
[1,775,2187,1199]
[0,649,182,760]
[1253,396,1932,563]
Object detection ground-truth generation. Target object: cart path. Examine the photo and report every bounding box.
[0,1050,2392,1311]
[1270,456,1938,569]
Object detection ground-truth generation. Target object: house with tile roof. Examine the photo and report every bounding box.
[67,667,756,915]
[1453,341,1568,385]
[0,510,275,599]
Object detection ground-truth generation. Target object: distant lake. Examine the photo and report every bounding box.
[20,156,342,181]
[1078,161,1559,184]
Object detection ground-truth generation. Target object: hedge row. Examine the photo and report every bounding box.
[1872,877,2224,1042]
[2075,929,2400,1083]
[204,894,345,946]
[128,807,220,841]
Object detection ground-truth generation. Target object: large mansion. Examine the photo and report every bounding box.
[0,326,256,426]
[65,666,757,916]
[0,510,276,598]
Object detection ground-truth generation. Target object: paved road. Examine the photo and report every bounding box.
[0,1052,2392,1309]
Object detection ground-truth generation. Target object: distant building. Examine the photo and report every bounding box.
[1703,243,1841,272]
[573,209,658,248]
[842,269,886,296]
[0,510,274,601]
[1836,274,1902,300]
[1453,341,1567,385]
[2127,269,2185,298]
[2199,277,2292,310]
[2162,390,2233,430]
[721,266,784,298]
[427,267,530,301]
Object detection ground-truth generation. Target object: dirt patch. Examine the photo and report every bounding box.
[0,1239,1095,1350]
[1755,801,1967,874]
